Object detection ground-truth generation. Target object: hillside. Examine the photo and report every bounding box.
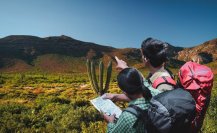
[177,38,217,63]
[0,35,216,73]
[0,35,141,73]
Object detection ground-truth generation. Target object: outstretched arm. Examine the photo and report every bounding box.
[103,56,130,102]
[103,93,130,102]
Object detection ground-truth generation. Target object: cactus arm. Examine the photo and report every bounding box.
[91,61,100,94]
[99,61,104,95]
[104,61,112,94]
[86,60,97,94]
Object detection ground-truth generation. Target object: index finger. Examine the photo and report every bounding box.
[115,56,120,62]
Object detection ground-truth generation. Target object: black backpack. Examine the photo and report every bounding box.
[124,88,196,133]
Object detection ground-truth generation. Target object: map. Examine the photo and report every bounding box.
[90,96,122,118]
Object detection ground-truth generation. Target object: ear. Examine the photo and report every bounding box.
[197,58,200,64]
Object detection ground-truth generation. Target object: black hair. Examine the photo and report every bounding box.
[141,37,168,67]
[117,68,152,100]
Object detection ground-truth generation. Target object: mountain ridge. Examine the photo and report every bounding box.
[0,35,216,73]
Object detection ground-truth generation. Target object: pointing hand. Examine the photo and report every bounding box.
[115,56,128,71]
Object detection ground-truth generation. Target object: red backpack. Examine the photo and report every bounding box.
[178,61,214,132]
[152,61,214,132]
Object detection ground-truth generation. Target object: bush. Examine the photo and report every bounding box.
[0,73,216,132]
[81,121,106,133]
[0,104,29,115]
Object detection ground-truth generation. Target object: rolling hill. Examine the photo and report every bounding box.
[0,35,140,73]
[177,38,217,63]
[0,35,216,73]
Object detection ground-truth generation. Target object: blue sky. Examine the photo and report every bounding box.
[0,0,217,48]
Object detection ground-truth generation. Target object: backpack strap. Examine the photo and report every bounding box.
[152,76,176,89]
[148,68,175,89]
[124,105,148,128]
[165,67,175,79]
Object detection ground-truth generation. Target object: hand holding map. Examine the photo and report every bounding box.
[90,96,122,118]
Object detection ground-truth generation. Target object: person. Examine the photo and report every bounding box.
[102,68,160,133]
[105,37,175,102]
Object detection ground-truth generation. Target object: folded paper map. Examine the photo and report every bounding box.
[90,96,122,118]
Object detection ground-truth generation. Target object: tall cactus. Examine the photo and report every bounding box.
[99,61,104,94]
[104,61,112,94]
[86,59,112,96]
[91,61,99,93]
[86,60,97,94]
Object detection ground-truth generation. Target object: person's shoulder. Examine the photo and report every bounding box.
[157,84,174,91]
[143,79,161,96]
[121,109,141,128]
[122,110,137,121]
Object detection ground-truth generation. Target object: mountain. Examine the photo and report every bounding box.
[0,35,216,73]
[177,38,217,64]
[0,35,141,73]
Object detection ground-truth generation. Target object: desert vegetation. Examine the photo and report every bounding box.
[0,72,216,133]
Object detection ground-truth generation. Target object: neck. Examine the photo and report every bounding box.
[149,65,163,74]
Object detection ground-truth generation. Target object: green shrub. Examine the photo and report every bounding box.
[0,73,216,132]
[81,121,106,133]
[70,99,90,109]
[0,104,29,115]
